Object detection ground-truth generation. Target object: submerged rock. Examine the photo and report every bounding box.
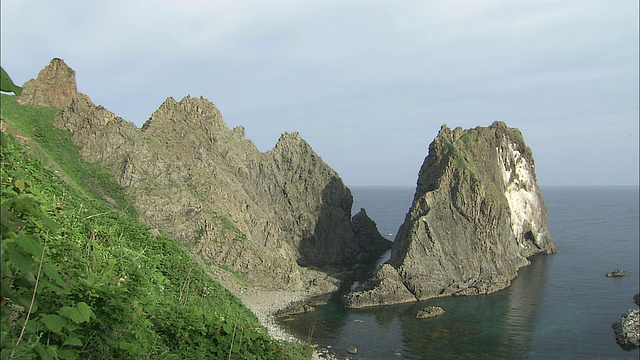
[345,122,556,308]
[612,309,639,349]
[416,306,445,319]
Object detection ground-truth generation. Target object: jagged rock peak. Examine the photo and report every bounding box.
[270,131,325,173]
[18,58,90,109]
[141,95,235,147]
[143,95,225,130]
[274,131,305,148]
[344,121,555,308]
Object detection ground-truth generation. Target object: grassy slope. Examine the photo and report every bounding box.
[0,94,307,359]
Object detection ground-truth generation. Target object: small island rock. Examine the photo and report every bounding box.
[416,306,445,319]
[606,269,628,277]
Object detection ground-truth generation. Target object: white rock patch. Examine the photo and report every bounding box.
[497,140,543,246]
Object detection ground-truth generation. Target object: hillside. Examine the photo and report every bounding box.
[1,93,309,358]
[20,58,390,297]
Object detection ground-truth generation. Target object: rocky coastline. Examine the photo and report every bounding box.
[12,58,577,358]
[14,58,394,359]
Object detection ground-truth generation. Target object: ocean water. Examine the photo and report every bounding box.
[279,186,640,359]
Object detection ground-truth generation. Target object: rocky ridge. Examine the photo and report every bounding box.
[18,58,391,295]
[344,122,556,308]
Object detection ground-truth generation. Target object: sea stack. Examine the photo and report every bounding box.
[344,122,556,308]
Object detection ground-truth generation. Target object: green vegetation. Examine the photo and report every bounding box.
[1,95,307,359]
[0,95,135,217]
[1,67,23,96]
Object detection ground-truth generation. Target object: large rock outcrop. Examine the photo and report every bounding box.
[22,58,390,293]
[344,122,556,308]
[612,309,640,349]
[18,58,90,108]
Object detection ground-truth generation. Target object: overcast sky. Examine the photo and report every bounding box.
[1,0,638,187]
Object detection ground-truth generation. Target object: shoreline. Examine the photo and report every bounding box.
[237,289,309,343]
[238,289,342,360]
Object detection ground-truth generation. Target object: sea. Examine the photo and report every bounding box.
[278,186,640,359]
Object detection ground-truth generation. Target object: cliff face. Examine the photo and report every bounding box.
[344,122,555,308]
[22,58,390,293]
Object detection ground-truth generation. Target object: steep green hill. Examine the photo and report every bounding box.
[1,94,308,359]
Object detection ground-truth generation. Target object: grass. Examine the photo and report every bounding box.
[0,94,136,217]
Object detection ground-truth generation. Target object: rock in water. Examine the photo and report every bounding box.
[612,309,640,349]
[342,264,418,308]
[344,122,556,308]
[605,269,628,277]
[416,306,445,319]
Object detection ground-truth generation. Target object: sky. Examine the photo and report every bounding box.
[1,0,638,187]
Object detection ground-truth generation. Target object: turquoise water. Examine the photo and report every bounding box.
[279,186,639,359]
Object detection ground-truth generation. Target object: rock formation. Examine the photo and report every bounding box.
[21,58,390,293]
[416,306,445,319]
[18,58,90,108]
[351,208,393,258]
[606,269,628,277]
[612,309,639,349]
[344,122,556,308]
